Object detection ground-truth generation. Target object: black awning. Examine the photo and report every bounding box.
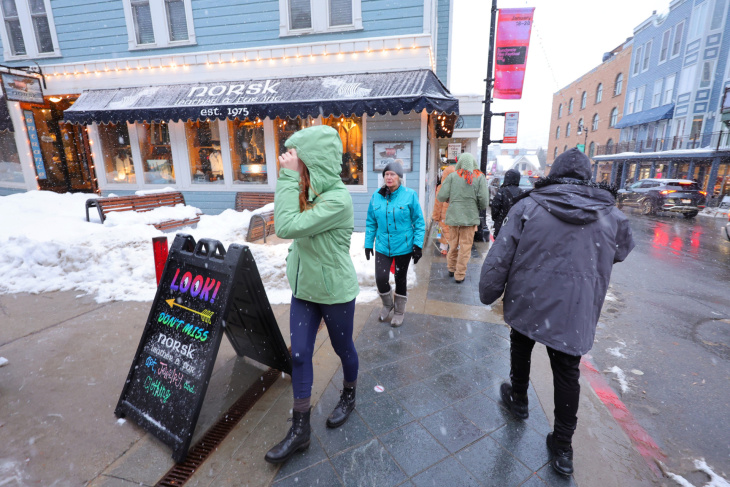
[0,93,13,133]
[64,69,458,125]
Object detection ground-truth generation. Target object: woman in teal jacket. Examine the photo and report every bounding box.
[265,125,360,465]
[365,161,426,327]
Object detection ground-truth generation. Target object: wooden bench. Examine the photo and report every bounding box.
[235,192,275,242]
[85,191,202,231]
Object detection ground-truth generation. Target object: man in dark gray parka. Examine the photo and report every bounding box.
[479,148,634,476]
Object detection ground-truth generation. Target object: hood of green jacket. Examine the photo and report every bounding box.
[285,125,343,197]
[455,152,477,171]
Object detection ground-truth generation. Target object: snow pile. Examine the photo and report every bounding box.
[0,191,402,304]
[606,366,630,393]
[663,459,730,487]
[698,207,729,219]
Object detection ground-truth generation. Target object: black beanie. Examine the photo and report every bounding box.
[550,148,592,181]
[383,160,404,178]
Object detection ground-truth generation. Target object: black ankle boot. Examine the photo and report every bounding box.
[500,383,529,420]
[326,386,356,428]
[546,432,574,476]
[264,410,311,464]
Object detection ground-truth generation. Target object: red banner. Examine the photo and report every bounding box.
[494,8,535,100]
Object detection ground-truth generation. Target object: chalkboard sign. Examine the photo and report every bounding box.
[115,235,244,462]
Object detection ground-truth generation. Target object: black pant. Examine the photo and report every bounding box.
[509,329,581,444]
[375,251,411,296]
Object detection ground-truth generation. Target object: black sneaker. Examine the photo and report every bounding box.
[499,383,529,420]
[546,432,574,476]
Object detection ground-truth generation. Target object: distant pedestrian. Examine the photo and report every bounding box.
[437,153,488,283]
[365,160,426,327]
[479,148,634,476]
[266,125,360,464]
[431,164,456,254]
[490,169,524,238]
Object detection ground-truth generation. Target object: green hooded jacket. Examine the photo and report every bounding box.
[436,152,488,226]
[274,125,359,305]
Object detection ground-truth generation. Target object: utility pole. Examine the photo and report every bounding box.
[480,0,499,174]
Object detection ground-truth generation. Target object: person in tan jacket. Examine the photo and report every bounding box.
[431,165,455,255]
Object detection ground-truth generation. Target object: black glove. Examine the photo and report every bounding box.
[412,245,422,264]
[365,248,373,261]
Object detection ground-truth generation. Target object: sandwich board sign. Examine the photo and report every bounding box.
[115,234,291,462]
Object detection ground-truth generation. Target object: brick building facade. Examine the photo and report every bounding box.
[547,42,633,181]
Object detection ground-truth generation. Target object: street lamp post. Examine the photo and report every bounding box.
[576,123,589,153]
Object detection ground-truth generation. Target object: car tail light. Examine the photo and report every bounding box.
[679,181,692,185]
[699,191,707,196]
[659,190,676,195]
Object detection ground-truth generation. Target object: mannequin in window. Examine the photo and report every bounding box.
[114,149,132,181]
[209,141,223,178]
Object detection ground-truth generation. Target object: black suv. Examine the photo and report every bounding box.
[617,178,707,218]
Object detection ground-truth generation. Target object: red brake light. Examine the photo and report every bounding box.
[699,191,707,196]
[659,190,676,195]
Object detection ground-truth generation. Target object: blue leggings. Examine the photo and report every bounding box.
[290,296,359,399]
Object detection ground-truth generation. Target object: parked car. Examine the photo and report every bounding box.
[617,178,707,218]
[488,175,534,203]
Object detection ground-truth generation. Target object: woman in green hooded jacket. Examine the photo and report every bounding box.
[265,125,360,465]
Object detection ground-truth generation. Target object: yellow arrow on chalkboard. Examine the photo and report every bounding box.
[165,299,215,324]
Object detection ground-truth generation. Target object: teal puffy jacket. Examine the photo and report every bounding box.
[365,185,426,257]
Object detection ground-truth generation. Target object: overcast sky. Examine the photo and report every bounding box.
[450,0,671,149]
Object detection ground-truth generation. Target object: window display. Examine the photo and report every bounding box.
[137,122,175,184]
[228,118,266,184]
[274,116,317,176]
[98,122,135,183]
[184,120,223,184]
[323,115,363,186]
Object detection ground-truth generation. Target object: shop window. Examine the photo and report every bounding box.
[228,118,267,184]
[274,117,317,175]
[0,130,22,183]
[137,122,175,184]
[0,0,60,59]
[322,115,363,186]
[122,0,195,49]
[98,122,135,184]
[279,0,362,36]
[185,120,223,184]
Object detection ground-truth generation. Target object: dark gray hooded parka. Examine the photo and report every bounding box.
[479,148,635,356]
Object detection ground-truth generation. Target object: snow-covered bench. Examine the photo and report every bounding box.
[235,192,275,242]
[85,191,201,231]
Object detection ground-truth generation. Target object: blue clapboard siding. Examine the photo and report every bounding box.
[436,0,450,86]
[1,0,425,65]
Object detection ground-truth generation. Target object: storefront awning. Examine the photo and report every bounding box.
[63,69,458,125]
[614,103,674,129]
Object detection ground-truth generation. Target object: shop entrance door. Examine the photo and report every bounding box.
[24,98,97,194]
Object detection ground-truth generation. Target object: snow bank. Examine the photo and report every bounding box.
[0,191,401,304]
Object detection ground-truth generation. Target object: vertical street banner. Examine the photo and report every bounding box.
[494,8,535,100]
[503,112,519,143]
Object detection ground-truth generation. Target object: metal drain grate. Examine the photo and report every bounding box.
[156,367,281,486]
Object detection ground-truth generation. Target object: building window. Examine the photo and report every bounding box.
[659,29,671,63]
[671,21,684,58]
[279,0,362,36]
[627,90,636,114]
[578,118,584,132]
[0,0,59,59]
[136,122,175,184]
[635,85,645,113]
[229,118,267,184]
[690,116,703,139]
[610,108,618,127]
[98,123,135,184]
[596,84,603,104]
[606,138,614,151]
[614,73,623,96]
[652,79,663,108]
[642,40,652,72]
[0,129,22,183]
[558,104,562,118]
[663,74,675,104]
[564,145,567,153]
[566,122,571,136]
[122,0,195,49]
[689,2,708,39]
[592,114,599,131]
[556,126,560,139]
[633,45,642,75]
[580,91,587,109]
[589,142,595,158]
[710,0,726,30]
[568,98,574,114]
[553,147,558,158]
[700,61,713,88]
[185,120,224,185]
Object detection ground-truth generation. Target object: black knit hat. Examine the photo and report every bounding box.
[383,160,404,178]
